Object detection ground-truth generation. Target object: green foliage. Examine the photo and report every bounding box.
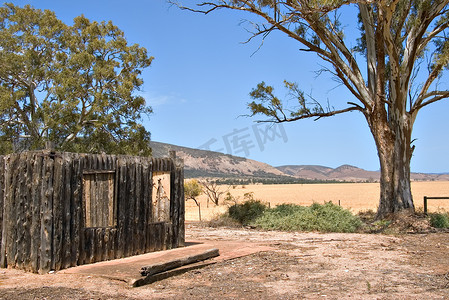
[367,219,392,233]
[228,195,267,225]
[223,191,237,206]
[184,179,202,201]
[430,213,449,228]
[253,202,362,233]
[0,3,153,155]
[207,213,241,228]
[248,80,325,122]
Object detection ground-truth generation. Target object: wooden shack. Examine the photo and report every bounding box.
[0,150,184,274]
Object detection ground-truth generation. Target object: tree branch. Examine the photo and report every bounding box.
[413,90,449,111]
[380,0,402,107]
[402,1,449,102]
[253,105,360,123]
[358,3,376,96]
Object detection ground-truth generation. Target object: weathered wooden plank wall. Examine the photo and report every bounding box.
[0,155,6,268]
[0,151,184,273]
[0,156,5,268]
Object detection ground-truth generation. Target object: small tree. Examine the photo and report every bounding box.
[184,179,203,221]
[199,179,229,207]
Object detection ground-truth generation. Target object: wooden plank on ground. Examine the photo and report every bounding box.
[140,248,219,276]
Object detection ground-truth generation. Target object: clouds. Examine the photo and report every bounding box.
[138,90,187,108]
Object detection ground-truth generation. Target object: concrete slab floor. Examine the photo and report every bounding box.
[59,239,274,287]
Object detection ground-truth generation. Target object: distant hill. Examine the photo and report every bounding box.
[150,141,292,182]
[276,164,380,182]
[150,141,449,183]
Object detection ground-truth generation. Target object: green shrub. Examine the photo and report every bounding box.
[253,202,362,233]
[207,213,241,228]
[430,213,449,228]
[270,203,306,217]
[228,199,267,225]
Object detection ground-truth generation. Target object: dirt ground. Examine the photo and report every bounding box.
[1,223,449,299]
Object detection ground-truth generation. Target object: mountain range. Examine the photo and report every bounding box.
[150,141,449,183]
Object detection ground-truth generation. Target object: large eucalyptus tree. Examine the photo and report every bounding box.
[0,3,153,155]
[178,0,449,218]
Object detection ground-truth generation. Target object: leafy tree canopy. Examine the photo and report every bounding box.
[184,179,203,201]
[0,3,153,155]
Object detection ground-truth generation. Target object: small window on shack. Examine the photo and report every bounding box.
[83,170,116,228]
[152,171,171,223]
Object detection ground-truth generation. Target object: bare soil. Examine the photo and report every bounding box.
[1,223,449,299]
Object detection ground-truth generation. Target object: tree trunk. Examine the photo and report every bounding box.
[369,106,415,219]
[377,143,414,219]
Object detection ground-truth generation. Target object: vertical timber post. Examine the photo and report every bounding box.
[169,150,176,160]
[424,196,428,215]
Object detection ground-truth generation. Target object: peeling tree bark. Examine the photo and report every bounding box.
[368,99,415,218]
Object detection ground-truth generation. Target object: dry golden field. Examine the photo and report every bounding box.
[185,181,449,221]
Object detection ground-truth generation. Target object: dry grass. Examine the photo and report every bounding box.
[185,181,449,221]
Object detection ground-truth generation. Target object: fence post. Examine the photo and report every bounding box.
[424,196,428,215]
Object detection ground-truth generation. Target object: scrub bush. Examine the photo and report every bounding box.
[253,202,362,233]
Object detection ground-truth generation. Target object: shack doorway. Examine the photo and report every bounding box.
[152,172,170,223]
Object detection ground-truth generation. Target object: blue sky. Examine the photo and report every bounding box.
[9,0,449,173]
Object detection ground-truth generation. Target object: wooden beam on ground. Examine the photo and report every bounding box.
[140,248,219,277]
